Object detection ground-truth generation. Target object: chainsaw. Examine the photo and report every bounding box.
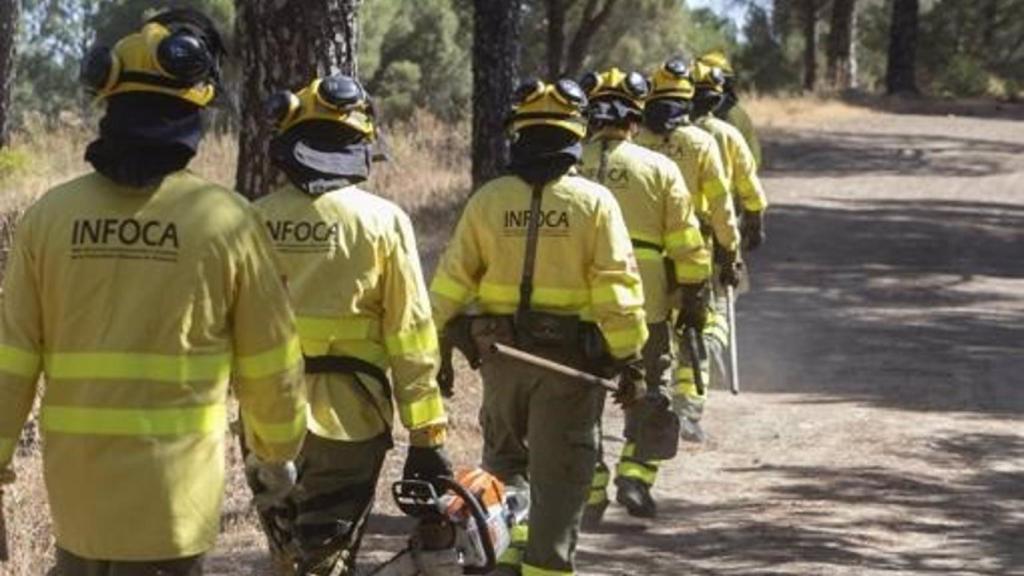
[366,468,528,576]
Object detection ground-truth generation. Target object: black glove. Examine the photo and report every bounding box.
[403,445,453,488]
[679,281,710,332]
[742,210,765,251]
[715,246,743,288]
[437,338,455,398]
[613,356,645,407]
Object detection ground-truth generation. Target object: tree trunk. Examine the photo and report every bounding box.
[563,0,618,78]
[801,0,818,92]
[472,0,522,189]
[886,0,919,94]
[826,0,856,90]
[0,0,19,148]
[546,0,566,79]
[234,0,362,199]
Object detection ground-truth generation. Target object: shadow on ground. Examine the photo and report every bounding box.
[841,93,1024,122]
[580,430,1024,575]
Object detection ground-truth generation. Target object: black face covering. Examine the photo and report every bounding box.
[508,125,582,186]
[85,93,203,188]
[643,99,691,134]
[588,98,642,128]
[715,89,739,119]
[270,121,372,195]
[691,89,724,119]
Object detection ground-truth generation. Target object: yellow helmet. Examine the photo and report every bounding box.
[579,67,650,110]
[692,60,726,94]
[264,75,376,138]
[648,59,695,102]
[508,78,588,139]
[79,18,221,107]
[699,50,734,76]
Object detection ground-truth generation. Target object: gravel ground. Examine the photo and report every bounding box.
[3,104,1023,576]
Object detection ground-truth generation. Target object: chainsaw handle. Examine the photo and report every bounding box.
[437,476,497,575]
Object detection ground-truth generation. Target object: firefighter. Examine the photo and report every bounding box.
[577,68,711,520]
[0,10,307,575]
[635,59,741,443]
[699,50,763,168]
[430,79,647,576]
[253,75,450,575]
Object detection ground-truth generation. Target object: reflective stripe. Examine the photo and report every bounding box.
[603,324,647,352]
[399,393,446,428]
[479,282,590,308]
[665,227,705,251]
[592,283,644,308]
[676,261,710,283]
[296,316,377,342]
[236,337,303,380]
[0,437,14,464]
[0,344,41,378]
[510,523,529,543]
[674,370,709,400]
[499,524,529,567]
[634,247,663,261]
[523,563,574,576]
[630,231,661,246]
[592,468,610,489]
[45,352,231,383]
[620,442,637,458]
[499,547,523,568]
[41,404,227,436]
[588,487,609,505]
[430,273,473,303]
[385,323,439,357]
[617,460,658,486]
[245,410,307,444]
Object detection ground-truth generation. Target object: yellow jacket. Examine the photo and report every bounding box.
[0,171,306,560]
[725,103,762,168]
[696,115,768,213]
[579,131,710,323]
[636,126,740,252]
[255,184,446,445]
[431,173,647,359]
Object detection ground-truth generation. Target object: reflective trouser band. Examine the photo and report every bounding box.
[676,261,711,284]
[588,486,609,505]
[245,410,307,444]
[236,337,303,380]
[0,344,41,378]
[385,323,439,357]
[665,227,705,252]
[604,323,648,359]
[499,524,529,567]
[523,564,574,576]
[705,312,729,346]
[399,393,447,430]
[0,437,14,464]
[675,368,709,400]
[430,273,473,304]
[589,462,610,504]
[633,246,663,262]
[45,352,231,383]
[41,404,227,436]
[617,459,659,486]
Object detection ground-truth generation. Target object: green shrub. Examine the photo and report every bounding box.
[0,148,32,181]
[936,54,990,97]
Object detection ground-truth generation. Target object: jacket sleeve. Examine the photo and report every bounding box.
[589,194,648,359]
[0,214,42,468]
[660,162,712,285]
[730,134,769,213]
[384,211,447,442]
[699,140,741,253]
[430,199,483,330]
[230,209,307,463]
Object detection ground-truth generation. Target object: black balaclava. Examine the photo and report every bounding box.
[270,120,373,195]
[508,125,582,187]
[643,99,691,135]
[85,92,203,188]
[716,86,739,119]
[691,89,724,119]
[588,97,641,129]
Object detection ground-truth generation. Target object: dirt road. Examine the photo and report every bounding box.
[6,106,1022,575]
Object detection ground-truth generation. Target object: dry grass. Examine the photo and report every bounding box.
[742,93,875,129]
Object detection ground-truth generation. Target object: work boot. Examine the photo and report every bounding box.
[615,477,657,518]
[678,416,708,444]
[580,499,608,531]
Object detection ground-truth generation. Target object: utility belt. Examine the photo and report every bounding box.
[303,354,394,441]
[632,237,682,296]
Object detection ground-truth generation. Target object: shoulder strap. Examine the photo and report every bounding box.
[517,182,546,319]
[596,139,610,184]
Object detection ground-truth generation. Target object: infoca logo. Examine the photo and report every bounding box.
[265,220,340,252]
[502,210,571,237]
[70,219,180,263]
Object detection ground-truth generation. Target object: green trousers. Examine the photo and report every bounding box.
[674,290,728,421]
[54,548,203,576]
[480,349,605,576]
[290,432,391,575]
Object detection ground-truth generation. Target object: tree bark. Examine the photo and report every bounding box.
[886,0,919,94]
[545,0,567,79]
[234,0,362,199]
[472,0,522,189]
[563,0,618,77]
[0,0,20,148]
[826,0,857,90]
[801,0,818,92]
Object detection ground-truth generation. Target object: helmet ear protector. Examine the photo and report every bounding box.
[581,69,650,101]
[265,75,376,136]
[664,59,690,79]
[507,78,588,138]
[79,21,218,105]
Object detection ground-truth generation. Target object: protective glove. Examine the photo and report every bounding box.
[403,445,454,488]
[715,246,743,288]
[437,340,455,398]
[678,282,710,332]
[613,356,646,408]
[244,453,297,511]
[742,210,765,251]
